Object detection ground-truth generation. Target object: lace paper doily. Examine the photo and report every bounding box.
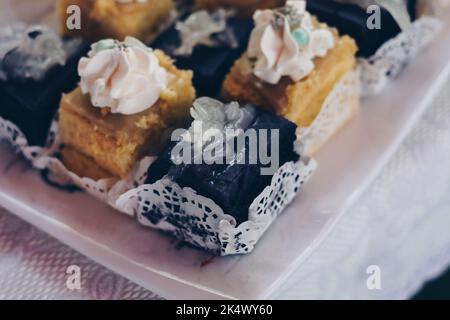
[1,114,319,256]
[359,16,443,97]
[298,68,360,156]
[0,117,154,209]
[0,113,318,256]
[116,149,317,256]
[0,117,317,255]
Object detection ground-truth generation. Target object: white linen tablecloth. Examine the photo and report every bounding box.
[1,0,450,300]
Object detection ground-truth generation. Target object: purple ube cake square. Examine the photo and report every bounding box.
[0,24,88,146]
[146,98,300,224]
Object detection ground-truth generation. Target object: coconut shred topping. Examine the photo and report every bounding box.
[0,24,68,82]
[78,37,168,115]
[247,0,334,85]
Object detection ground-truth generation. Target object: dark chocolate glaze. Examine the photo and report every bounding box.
[0,40,89,146]
[146,107,299,224]
[306,0,417,57]
[151,13,254,97]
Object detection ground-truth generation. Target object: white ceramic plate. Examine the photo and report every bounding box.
[1,2,450,299]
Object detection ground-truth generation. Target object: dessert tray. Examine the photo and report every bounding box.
[1,1,450,299]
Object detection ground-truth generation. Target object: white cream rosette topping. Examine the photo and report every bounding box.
[247,0,334,84]
[78,37,168,115]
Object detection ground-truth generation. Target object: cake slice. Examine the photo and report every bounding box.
[306,0,418,57]
[223,29,357,128]
[222,0,359,154]
[146,98,299,223]
[57,0,174,42]
[151,9,254,97]
[59,38,195,179]
[0,24,88,146]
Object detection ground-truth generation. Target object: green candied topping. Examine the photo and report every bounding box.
[291,28,310,48]
[95,39,116,52]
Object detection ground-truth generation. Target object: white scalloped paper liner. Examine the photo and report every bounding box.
[359,16,443,97]
[0,112,318,255]
[116,150,317,256]
[0,118,155,211]
[297,68,360,156]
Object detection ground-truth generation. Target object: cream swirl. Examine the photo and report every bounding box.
[247,0,334,85]
[78,37,168,115]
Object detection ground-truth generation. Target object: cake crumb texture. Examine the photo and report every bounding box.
[59,51,195,179]
[57,0,174,41]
